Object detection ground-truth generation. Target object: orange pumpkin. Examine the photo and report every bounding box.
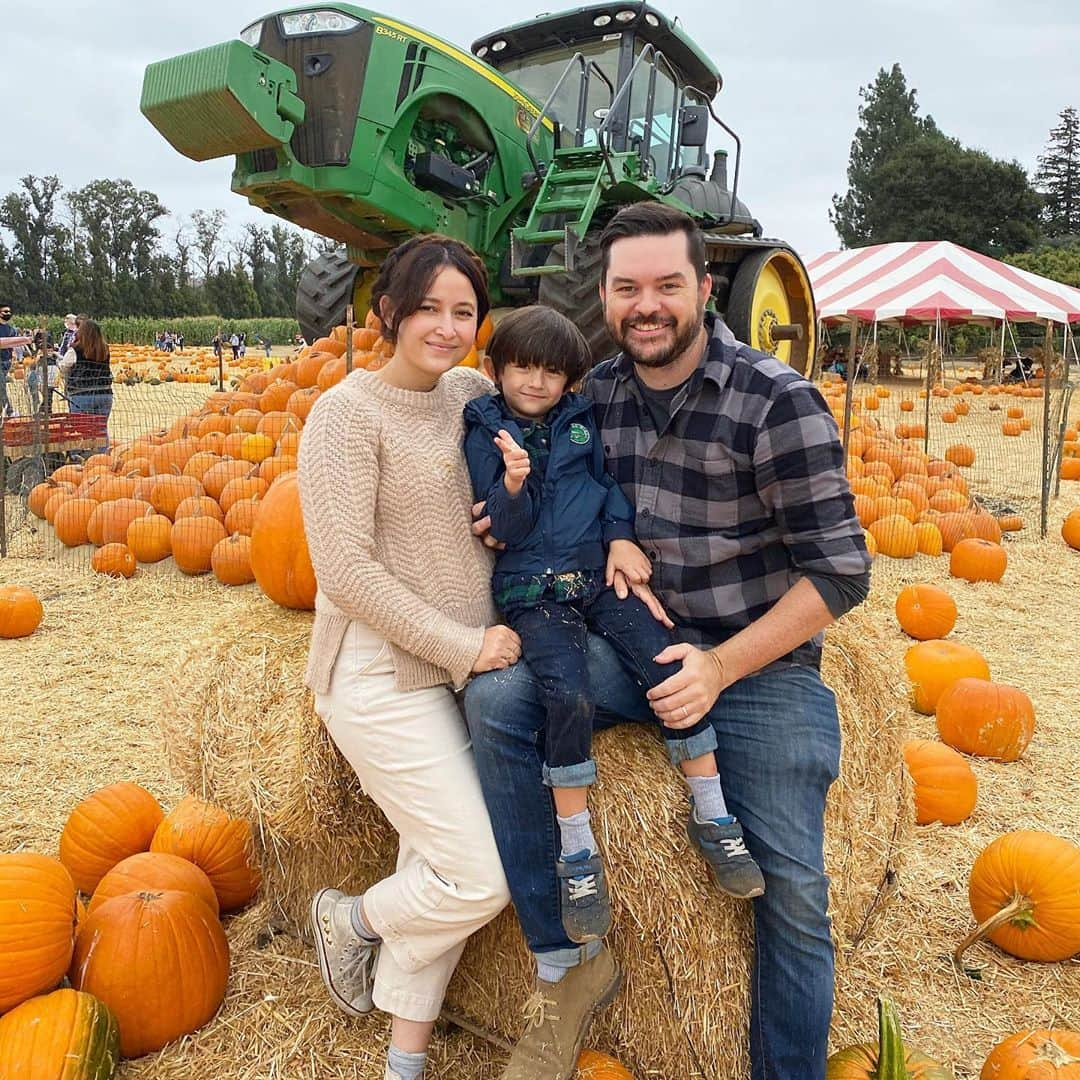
[980,1029,1080,1078]
[0,853,78,1012]
[0,987,119,1078]
[902,739,977,825]
[958,831,1080,966]
[126,511,173,563]
[935,678,1035,762]
[224,496,262,537]
[90,543,137,579]
[868,513,918,558]
[89,851,219,917]
[53,497,98,547]
[1062,509,1080,550]
[576,1049,636,1077]
[212,533,256,586]
[150,795,261,912]
[894,583,957,640]
[904,640,991,715]
[89,498,154,547]
[950,537,1007,583]
[171,514,228,575]
[149,474,204,520]
[59,782,165,895]
[250,473,317,610]
[218,474,267,514]
[70,890,230,1057]
[913,521,943,556]
[174,494,226,524]
[0,585,44,639]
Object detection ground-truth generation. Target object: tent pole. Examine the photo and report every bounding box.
[841,316,858,456]
[1041,320,1055,538]
[922,316,937,453]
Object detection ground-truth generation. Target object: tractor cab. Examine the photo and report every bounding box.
[472,2,721,185]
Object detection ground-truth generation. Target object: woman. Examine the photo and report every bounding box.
[59,317,112,449]
[297,235,519,1080]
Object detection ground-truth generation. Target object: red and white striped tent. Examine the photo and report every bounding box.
[807,240,1080,326]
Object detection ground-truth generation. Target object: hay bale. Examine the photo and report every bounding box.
[165,602,910,1079]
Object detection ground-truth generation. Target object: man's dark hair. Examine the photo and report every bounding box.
[486,305,591,387]
[599,203,708,284]
[370,234,490,345]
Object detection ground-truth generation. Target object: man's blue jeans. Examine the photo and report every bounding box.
[464,634,841,1080]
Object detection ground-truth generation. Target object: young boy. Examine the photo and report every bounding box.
[463,306,764,945]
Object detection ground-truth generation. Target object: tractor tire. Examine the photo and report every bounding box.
[724,247,815,375]
[296,250,362,346]
[538,233,616,366]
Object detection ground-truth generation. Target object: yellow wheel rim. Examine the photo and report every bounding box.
[749,251,815,373]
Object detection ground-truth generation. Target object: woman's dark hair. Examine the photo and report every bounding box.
[369,234,490,345]
[486,305,591,387]
[73,318,110,365]
[599,202,707,284]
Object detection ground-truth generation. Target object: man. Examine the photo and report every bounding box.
[0,306,32,418]
[464,203,871,1080]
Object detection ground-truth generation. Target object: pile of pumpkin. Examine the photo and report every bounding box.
[0,782,260,1074]
[851,581,1080,1079]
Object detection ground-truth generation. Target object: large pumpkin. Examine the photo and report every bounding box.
[935,679,1035,762]
[895,584,957,640]
[956,831,1080,966]
[949,537,1007,583]
[0,987,119,1078]
[89,851,220,917]
[250,472,317,610]
[1063,509,1080,551]
[826,996,955,1078]
[902,740,977,826]
[981,1029,1080,1078]
[70,890,229,1057]
[904,640,991,715]
[0,852,77,1013]
[0,585,44,639]
[59,782,165,895]
[150,795,261,913]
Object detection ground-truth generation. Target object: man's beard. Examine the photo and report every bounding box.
[606,301,705,370]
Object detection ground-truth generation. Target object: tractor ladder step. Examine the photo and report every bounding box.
[510,148,609,278]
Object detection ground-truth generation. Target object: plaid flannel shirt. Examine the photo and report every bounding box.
[581,315,871,671]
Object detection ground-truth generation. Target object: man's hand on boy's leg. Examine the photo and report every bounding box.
[605,538,651,586]
[647,643,728,729]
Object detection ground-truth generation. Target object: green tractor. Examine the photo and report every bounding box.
[141,3,815,370]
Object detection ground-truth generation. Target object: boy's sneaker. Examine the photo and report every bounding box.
[687,811,766,899]
[556,849,611,943]
[310,887,379,1016]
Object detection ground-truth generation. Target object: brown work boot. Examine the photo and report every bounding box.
[500,944,621,1079]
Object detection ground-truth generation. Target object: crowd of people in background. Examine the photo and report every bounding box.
[154,329,186,352]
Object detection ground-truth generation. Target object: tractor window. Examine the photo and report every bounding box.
[626,49,678,182]
[495,39,619,147]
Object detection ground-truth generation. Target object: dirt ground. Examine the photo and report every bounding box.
[0,375,1077,1077]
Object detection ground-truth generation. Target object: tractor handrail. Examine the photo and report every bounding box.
[597,44,681,185]
[665,86,743,229]
[523,53,614,180]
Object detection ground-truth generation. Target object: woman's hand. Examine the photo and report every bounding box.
[472,624,522,673]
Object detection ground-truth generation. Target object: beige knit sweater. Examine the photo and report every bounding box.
[297,365,497,694]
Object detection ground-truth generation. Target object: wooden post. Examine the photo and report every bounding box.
[841,316,858,456]
[345,304,355,375]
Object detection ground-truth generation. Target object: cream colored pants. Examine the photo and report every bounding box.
[314,621,510,1022]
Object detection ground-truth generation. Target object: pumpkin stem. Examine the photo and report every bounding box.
[875,996,910,1080]
[953,893,1032,973]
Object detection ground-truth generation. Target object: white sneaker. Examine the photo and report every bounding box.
[310,887,379,1016]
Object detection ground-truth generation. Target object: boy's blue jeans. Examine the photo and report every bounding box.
[463,633,841,1080]
[501,583,717,788]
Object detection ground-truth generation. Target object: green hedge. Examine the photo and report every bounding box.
[9,315,301,348]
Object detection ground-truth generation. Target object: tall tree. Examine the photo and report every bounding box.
[190,208,227,285]
[831,64,941,248]
[865,138,1042,256]
[0,175,70,311]
[1034,106,1080,238]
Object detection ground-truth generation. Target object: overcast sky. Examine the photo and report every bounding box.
[5,0,1077,263]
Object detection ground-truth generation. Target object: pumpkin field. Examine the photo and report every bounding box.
[0,335,1077,1079]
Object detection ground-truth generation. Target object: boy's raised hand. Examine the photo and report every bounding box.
[494,429,530,496]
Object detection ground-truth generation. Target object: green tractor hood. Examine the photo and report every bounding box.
[140,39,305,162]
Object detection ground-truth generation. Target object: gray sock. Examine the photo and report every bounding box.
[536,939,602,984]
[686,773,731,822]
[556,808,596,859]
[350,897,381,943]
[387,1045,427,1080]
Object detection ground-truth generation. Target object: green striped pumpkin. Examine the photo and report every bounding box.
[0,988,119,1078]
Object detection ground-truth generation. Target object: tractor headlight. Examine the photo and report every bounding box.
[592,14,612,26]
[239,20,263,46]
[614,9,636,22]
[490,39,508,52]
[280,10,361,35]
